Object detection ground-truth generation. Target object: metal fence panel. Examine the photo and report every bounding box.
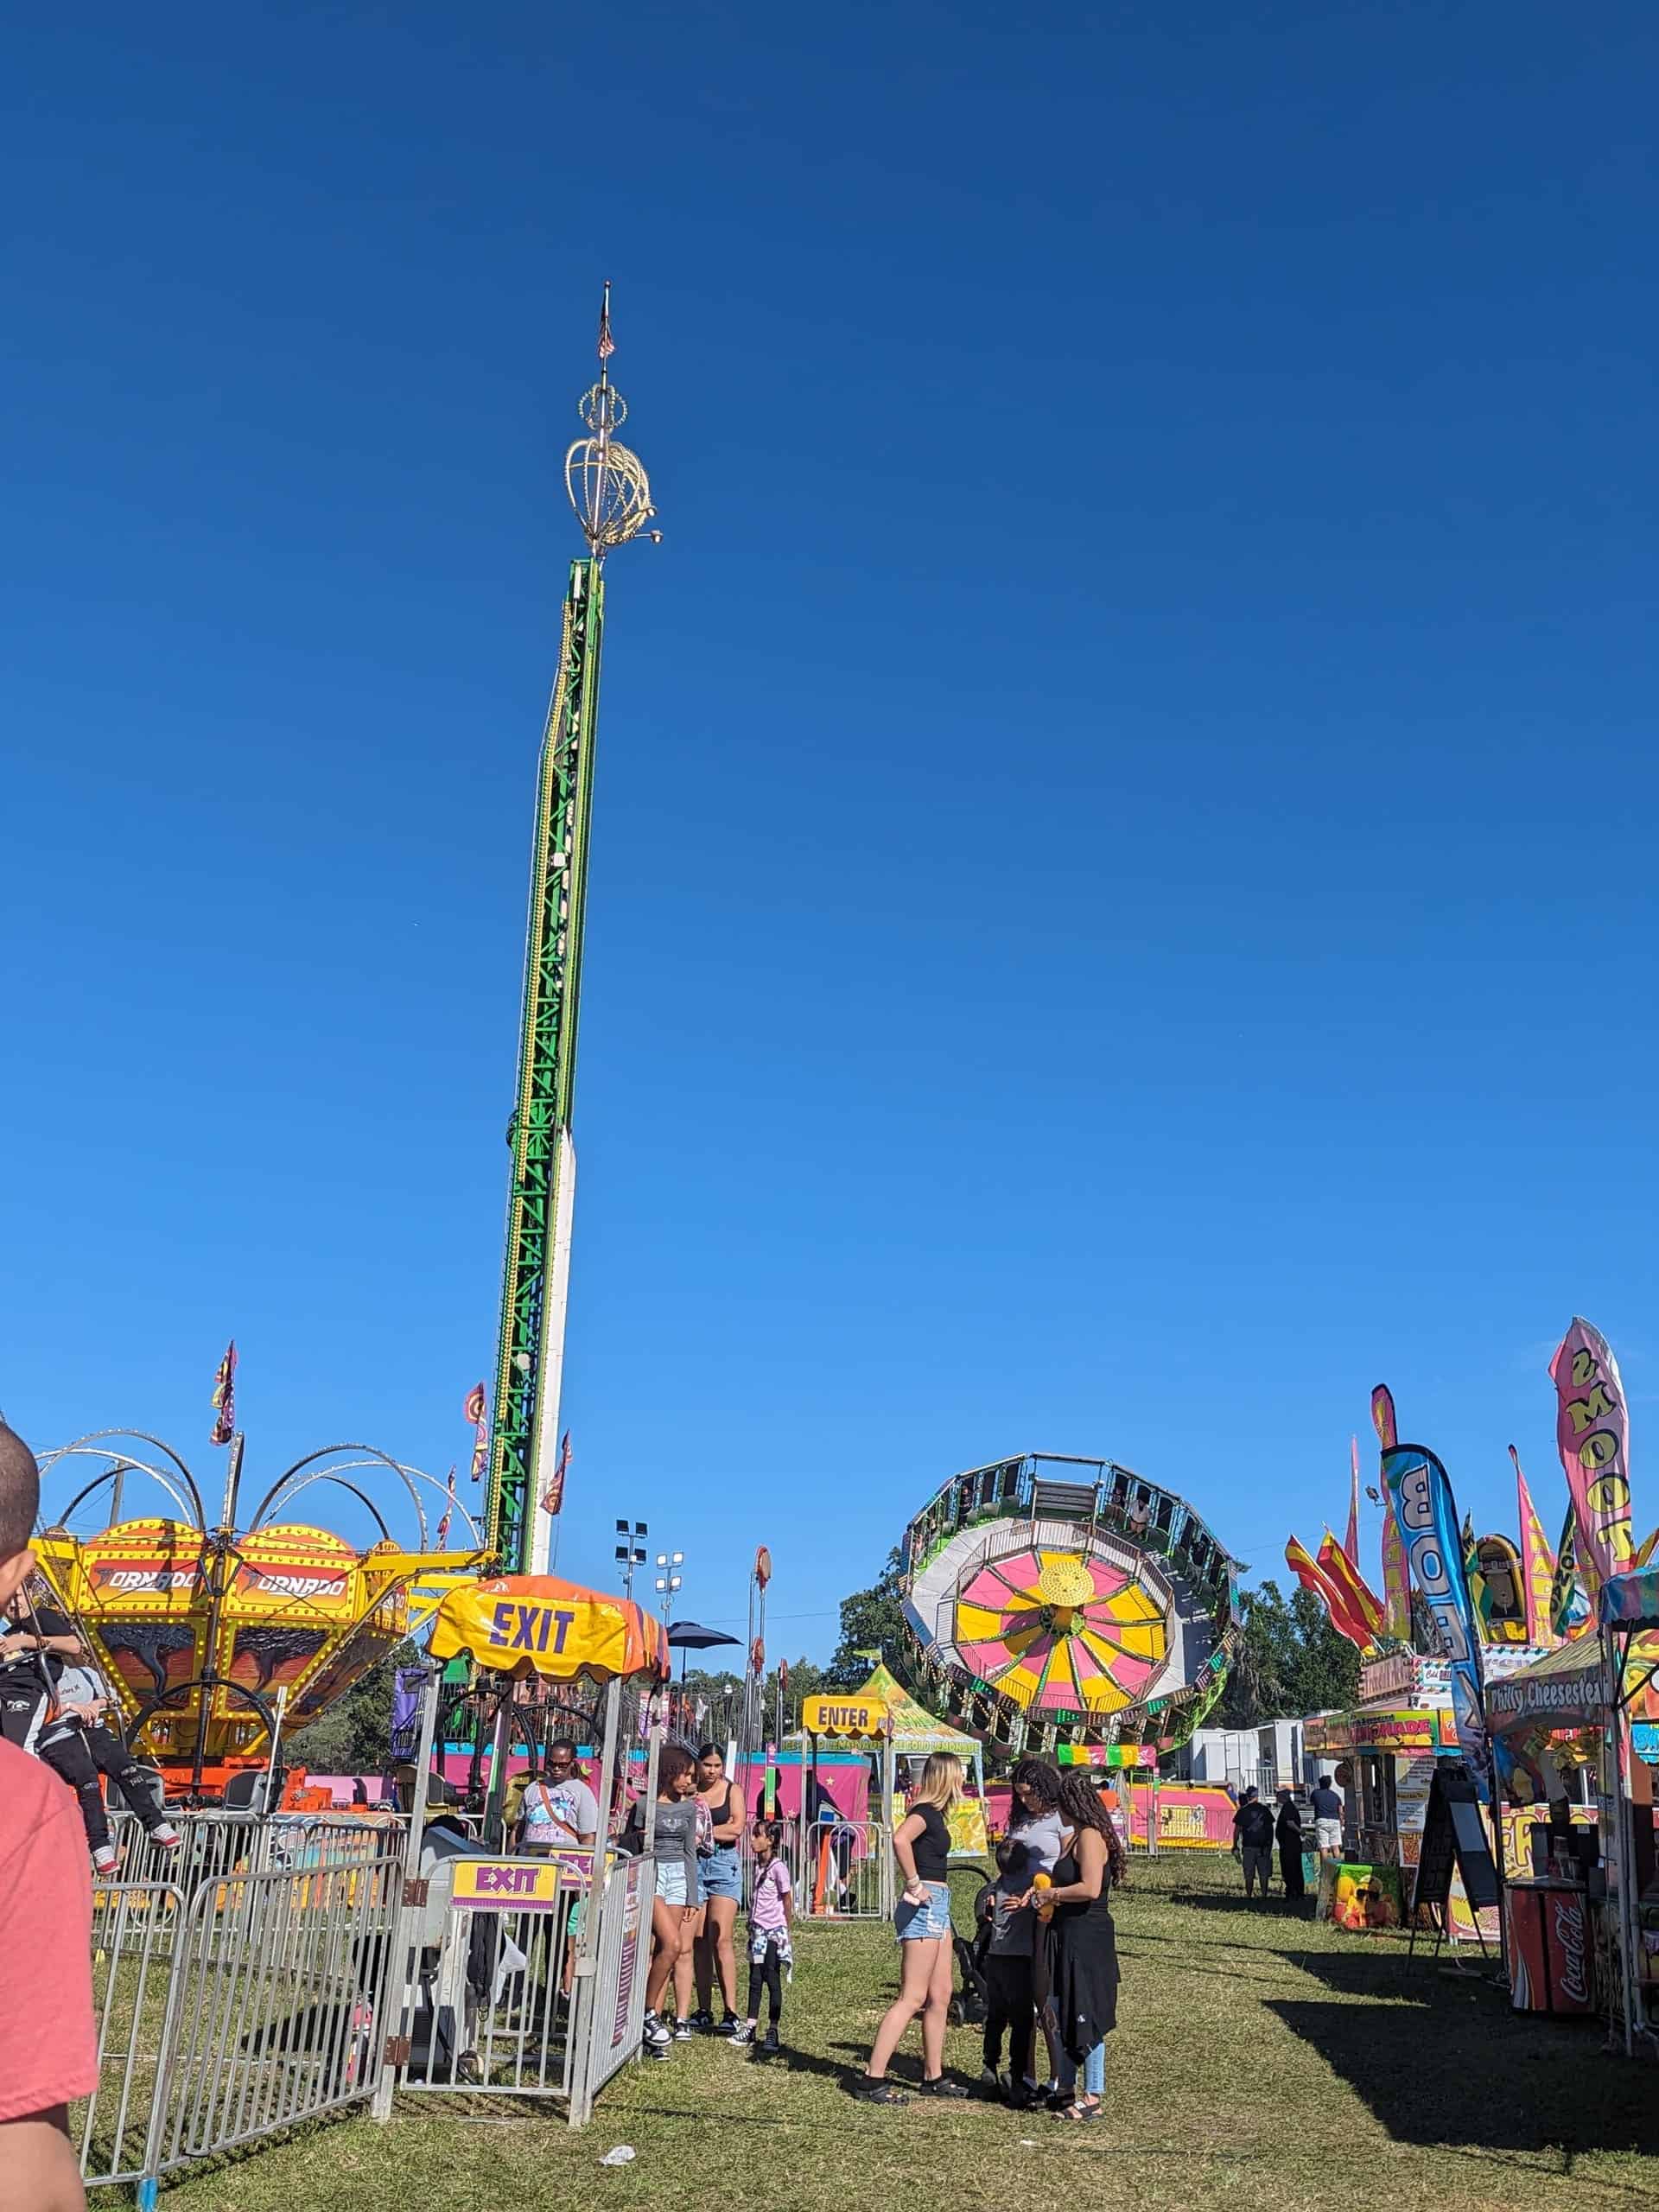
[794,1819,888,1918]
[143,1847,401,2177]
[572,1852,653,2119]
[79,1881,183,2194]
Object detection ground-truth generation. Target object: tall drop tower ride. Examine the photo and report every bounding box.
[485,289,658,1573]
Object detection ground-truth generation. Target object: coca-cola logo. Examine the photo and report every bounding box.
[1551,1893,1589,2006]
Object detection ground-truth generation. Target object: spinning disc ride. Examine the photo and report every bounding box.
[900,1452,1243,1754]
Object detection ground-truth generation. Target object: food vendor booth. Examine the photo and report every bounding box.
[1487,1640,1607,2017]
[1305,1646,1597,1947]
[1597,1568,1659,2050]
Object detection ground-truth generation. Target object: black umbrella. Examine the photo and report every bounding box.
[666,1619,742,1681]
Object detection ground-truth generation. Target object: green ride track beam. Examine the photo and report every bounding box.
[486,557,605,1572]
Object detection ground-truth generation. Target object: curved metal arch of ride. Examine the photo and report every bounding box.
[895,1452,1243,1755]
[30,1431,488,1794]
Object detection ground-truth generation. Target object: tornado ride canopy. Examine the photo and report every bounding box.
[899,1452,1243,1752]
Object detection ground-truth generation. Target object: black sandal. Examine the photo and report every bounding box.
[854,2077,910,2105]
[1052,2096,1101,2123]
[919,2075,971,2099]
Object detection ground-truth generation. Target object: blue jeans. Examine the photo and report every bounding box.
[1057,2039,1106,2098]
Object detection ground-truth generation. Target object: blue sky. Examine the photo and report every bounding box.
[4,2,1656,1660]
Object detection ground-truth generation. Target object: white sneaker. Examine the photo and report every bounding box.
[149,1822,181,1849]
[92,1845,118,1876]
[641,2011,671,2049]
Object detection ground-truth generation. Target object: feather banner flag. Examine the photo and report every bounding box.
[1345,1438,1362,1570]
[1549,1317,1634,1602]
[1510,1444,1559,1646]
[1285,1535,1373,1650]
[1379,1483,1412,1642]
[210,1340,238,1446]
[1318,1529,1385,1646]
[436,1465,456,1550]
[464,1383,488,1484]
[1382,1442,1490,1796]
[1549,1503,1592,1638]
[1370,1383,1399,1452]
[1636,1528,1659,1572]
[540,1430,571,1517]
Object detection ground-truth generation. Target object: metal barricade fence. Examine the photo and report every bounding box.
[140,1845,402,2183]
[796,1818,889,1919]
[391,1855,582,2100]
[80,1881,183,2194]
[569,1852,654,2123]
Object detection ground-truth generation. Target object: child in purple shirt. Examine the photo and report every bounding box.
[734,1821,793,2054]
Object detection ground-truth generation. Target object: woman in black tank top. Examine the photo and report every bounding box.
[856,1753,971,2105]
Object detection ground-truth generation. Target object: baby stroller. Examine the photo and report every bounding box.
[949,1927,989,2026]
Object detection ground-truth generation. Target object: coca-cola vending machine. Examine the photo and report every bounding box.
[1506,1882,1594,2016]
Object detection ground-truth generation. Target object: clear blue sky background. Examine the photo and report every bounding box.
[5,3,1656,1660]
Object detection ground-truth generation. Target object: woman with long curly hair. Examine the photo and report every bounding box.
[1039,1769,1127,2122]
[1004,1757,1064,2095]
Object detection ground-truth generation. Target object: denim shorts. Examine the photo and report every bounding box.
[656,1858,690,1908]
[699,1845,742,1903]
[895,1880,952,1942]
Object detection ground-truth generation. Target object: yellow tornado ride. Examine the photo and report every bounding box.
[33,1430,486,1799]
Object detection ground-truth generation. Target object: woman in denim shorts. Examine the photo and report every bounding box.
[855,1752,970,2104]
[692,1744,747,2031]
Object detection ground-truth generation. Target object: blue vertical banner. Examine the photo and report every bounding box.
[1382,1443,1491,1800]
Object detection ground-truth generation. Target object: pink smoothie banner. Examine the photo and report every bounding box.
[1549,1317,1634,1601]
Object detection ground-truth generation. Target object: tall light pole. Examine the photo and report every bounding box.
[654,1548,683,1627]
[614,1519,648,1601]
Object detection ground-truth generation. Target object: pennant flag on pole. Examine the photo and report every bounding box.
[596,282,614,361]
[1379,1482,1412,1642]
[540,1430,571,1517]
[1636,1527,1659,1572]
[464,1382,488,1483]
[1284,1535,1372,1651]
[1317,1529,1385,1646]
[1382,1441,1491,1796]
[210,1340,238,1446]
[1345,1438,1362,1571]
[1510,1444,1558,1646]
[436,1465,456,1550]
[1549,1316,1634,1603]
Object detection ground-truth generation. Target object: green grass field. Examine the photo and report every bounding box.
[163,1853,1659,2212]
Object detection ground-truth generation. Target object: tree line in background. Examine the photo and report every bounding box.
[1217,1577,1361,1726]
[288,1548,911,1776]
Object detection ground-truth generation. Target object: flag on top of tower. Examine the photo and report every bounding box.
[597,283,614,360]
[1510,1443,1559,1646]
[1344,1436,1361,1569]
[437,1465,456,1550]
[210,1340,238,1446]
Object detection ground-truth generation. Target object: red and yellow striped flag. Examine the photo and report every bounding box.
[1317,1529,1385,1648]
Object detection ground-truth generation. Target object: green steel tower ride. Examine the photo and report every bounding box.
[485,289,659,1573]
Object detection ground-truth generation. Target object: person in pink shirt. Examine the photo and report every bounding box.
[0,1417,98,2212]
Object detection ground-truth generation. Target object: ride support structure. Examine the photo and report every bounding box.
[485,289,658,1573]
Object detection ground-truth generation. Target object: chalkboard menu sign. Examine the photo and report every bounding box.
[1410,1764,1501,1956]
